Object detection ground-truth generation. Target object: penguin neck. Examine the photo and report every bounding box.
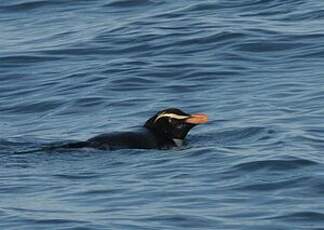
[145,127,184,148]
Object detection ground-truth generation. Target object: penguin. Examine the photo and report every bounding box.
[61,108,208,150]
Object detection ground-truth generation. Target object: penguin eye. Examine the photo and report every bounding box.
[168,118,179,126]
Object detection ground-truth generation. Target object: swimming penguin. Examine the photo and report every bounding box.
[61,108,208,150]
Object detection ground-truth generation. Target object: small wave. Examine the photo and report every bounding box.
[294,49,324,60]
[0,138,43,155]
[236,176,311,191]
[53,173,100,180]
[234,41,305,53]
[0,0,63,12]
[0,55,61,67]
[142,214,219,228]
[103,0,159,8]
[293,134,324,144]
[3,99,63,114]
[75,188,126,196]
[282,9,324,21]
[40,47,107,56]
[5,207,70,214]
[215,126,276,146]
[232,158,317,172]
[32,218,88,225]
[173,31,247,47]
[270,211,324,222]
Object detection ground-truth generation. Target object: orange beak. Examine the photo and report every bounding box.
[185,113,208,124]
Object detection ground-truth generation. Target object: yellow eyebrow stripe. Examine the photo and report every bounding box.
[154,113,189,123]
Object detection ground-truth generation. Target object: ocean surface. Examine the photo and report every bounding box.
[1,0,324,229]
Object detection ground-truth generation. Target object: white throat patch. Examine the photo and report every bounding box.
[172,138,184,147]
[154,112,189,123]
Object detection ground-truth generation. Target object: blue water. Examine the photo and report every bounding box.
[1,0,324,229]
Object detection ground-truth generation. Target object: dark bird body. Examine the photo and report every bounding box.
[61,108,208,150]
[64,129,173,150]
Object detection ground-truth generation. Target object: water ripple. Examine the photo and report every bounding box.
[1,0,324,229]
[232,158,317,172]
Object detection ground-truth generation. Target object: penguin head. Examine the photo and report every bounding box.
[144,108,208,146]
